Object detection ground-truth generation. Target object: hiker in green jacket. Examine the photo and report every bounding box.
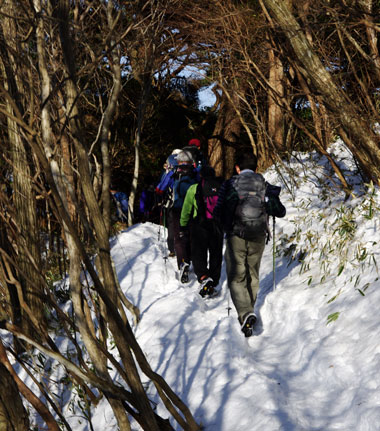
[180,166,224,298]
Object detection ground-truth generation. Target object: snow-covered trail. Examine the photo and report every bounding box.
[109,221,380,431]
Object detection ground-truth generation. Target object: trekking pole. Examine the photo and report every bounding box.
[158,208,162,242]
[162,207,168,259]
[162,207,169,282]
[272,216,276,290]
[227,290,231,316]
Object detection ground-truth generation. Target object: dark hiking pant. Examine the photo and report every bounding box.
[225,234,266,323]
[190,220,223,286]
[172,208,191,269]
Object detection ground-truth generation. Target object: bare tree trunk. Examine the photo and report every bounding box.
[359,0,380,82]
[0,363,30,431]
[208,99,225,177]
[128,67,152,226]
[260,0,380,183]
[296,0,332,149]
[267,44,284,151]
[100,1,123,233]
[129,128,141,227]
[0,0,45,343]
[0,340,59,431]
[209,91,241,177]
[0,219,22,353]
[223,94,241,177]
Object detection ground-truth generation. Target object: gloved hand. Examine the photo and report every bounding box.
[265,196,286,218]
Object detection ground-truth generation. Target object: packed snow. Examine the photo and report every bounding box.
[9,141,380,430]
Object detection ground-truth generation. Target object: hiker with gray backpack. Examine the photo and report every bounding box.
[214,152,286,337]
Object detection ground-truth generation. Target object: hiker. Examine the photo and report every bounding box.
[180,166,224,298]
[171,149,198,283]
[156,150,181,200]
[139,183,156,223]
[155,150,181,255]
[110,188,129,222]
[214,152,286,337]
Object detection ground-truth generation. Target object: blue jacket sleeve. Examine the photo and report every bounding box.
[156,171,174,194]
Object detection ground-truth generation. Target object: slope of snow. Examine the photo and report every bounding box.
[8,140,380,430]
[103,142,380,430]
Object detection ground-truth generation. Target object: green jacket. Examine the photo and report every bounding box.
[180,183,199,227]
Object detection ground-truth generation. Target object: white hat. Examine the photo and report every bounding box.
[176,150,194,164]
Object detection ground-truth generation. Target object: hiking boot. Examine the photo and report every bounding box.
[240,313,257,338]
[199,277,217,298]
[180,262,190,284]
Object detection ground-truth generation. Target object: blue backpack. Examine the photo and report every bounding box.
[172,165,197,209]
[112,191,128,221]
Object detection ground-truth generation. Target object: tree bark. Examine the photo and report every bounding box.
[0,0,45,344]
[0,340,60,431]
[0,363,30,431]
[358,0,380,83]
[267,44,285,152]
[209,91,241,178]
[101,1,123,232]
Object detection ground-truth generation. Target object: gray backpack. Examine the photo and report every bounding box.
[232,172,267,240]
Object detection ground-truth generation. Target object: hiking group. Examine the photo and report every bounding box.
[156,139,286,337]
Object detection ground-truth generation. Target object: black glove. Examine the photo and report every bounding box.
[265,196,286,218]
[265,183,286,218]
